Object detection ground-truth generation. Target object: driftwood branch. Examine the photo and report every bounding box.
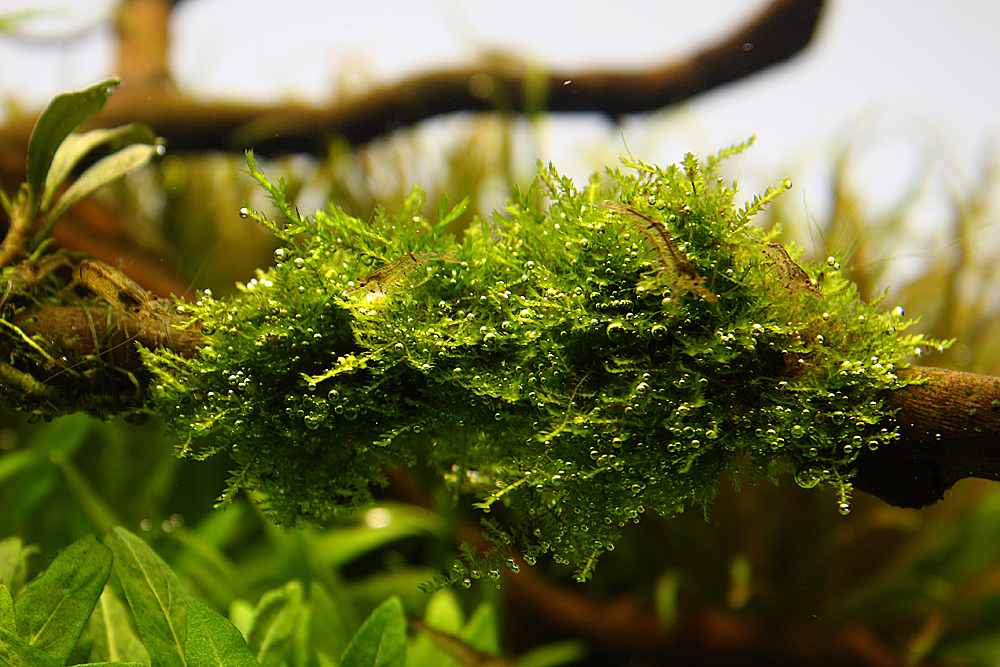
[6,285,998,510]
[0,0,826,159]
[856,366,1000,508]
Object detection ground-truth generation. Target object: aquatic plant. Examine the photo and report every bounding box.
[141,143,940,583]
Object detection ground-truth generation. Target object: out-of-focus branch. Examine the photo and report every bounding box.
[0,0,826,158]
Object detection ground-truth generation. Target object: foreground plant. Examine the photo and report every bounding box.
[0,529,577,667]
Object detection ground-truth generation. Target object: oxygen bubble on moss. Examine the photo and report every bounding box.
[794,463,824,489]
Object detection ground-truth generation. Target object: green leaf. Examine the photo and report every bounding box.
[37,140,163,245]
[25,77,120,209]
[0,537,34,595]
[40,123,157,214]
[104,527,192,667]
[244,581,303,667]
[514,641,587,667]
[339,597,406,667]
[407,590,464,667]
[0,626,63,667]
[87,586,149,664]
[461,602,499,657]
[185,600,259,667]
[307,580,355,666]
[13,534,112,664]
[0,584,14,633]
[308,504,447,569]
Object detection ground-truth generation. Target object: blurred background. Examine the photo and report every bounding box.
[1,1,999,665]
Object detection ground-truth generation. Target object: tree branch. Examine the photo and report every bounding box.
[855,366,1000,508]
[0,0,826,158]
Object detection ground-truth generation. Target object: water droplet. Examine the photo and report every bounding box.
[838,502,851,515]
[239,207,249,218]
[606,321,625,340]
[794,463,825,489]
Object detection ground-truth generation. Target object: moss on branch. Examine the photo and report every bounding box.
[140,143,941,583]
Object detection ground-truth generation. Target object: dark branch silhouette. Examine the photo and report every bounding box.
[0,0,826,159]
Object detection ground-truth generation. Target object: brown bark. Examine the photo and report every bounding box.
[853,366,1000,508]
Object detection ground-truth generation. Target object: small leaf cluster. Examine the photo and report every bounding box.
[145,142,943,582]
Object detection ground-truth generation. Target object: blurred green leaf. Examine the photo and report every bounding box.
[25,77,120,210]
[339,596,406,667]
[186,599,259,667]
[407,589,464,667]
[244,580,303,667]
[462,602,500,657]
[41,123,157,214]
[104,527,192,667]
[0,537,34,595]
[49,450,120,534]
[308,580,356,665]
[0,584,13,632]
[13,534,112,664]
[39,141,164,243]
[87,586,149,665]
[513,641,587,667]
[307,504,447,569]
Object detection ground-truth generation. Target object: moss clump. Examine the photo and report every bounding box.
[144,141,943,582]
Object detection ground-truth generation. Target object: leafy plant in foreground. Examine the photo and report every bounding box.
[143,145,944,584]
[0,529,581,667]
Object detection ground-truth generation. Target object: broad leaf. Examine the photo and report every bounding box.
[0,626,62,667]
[0,537,33,595]
[105,528,191,667]
[42,141,163,235]
[0,584,13,633]
[244,581,302,667]
[87,586,149,664]
[25,77,120,208]
[307,504,447,569]
[308,580,356,665]
[185,600,259,667]
[340,597,406,667]
[41,123,157,213]
[13,534,112,664]
[406,589,464,667]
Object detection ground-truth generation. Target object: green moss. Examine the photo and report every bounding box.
[144,141,944,583]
